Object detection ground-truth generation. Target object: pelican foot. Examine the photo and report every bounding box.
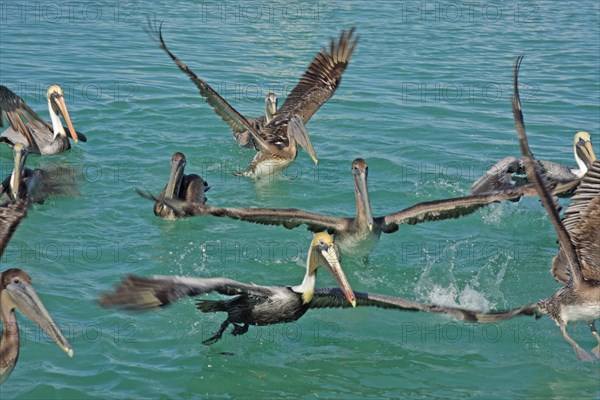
[231,323,249,336]
[574,347,595,363]
[592,345,600,360]
[202,334,222,346]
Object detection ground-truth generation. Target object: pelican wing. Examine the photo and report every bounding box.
[310,288,542,322]
[136,189,350,233]
[273,27,358,126]
[99,275,274,310]
[146,21,269,151]
[0,199,27,257]
[511,55,584,287]
[0,85,48,151]
[379,189,529,233]
[471,156,525,194]
[552,161,600,282]
[257,28,358,147]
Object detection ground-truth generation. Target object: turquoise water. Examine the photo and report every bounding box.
[1,0,599,398]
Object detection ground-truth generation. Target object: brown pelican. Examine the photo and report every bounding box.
[505,55,600,362]
[0,85,86,155]
[153,152,210,220]
[0,143,78,204]
[147,22,358,178]
[471,131,596,197]
[100,233,357,344]
[138,158,530,258]
[0,201,73,384]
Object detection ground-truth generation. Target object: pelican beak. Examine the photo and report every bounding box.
[354,169,374,232]
[321,246,356,307]
[4,280,73,358]
[165,157,186,199]
[289,115,318,165]
[9,144,26,200]
[576,138,597,169]
[52,94,78,143]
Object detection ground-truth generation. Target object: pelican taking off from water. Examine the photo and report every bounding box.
[153,152,210,220]
[500,55,600,362]
[139,158,529,258]
[100,233,356,344]
[0,201,73,384]
[0,85,86,155]
[147,21,358,178]
[471,135,595,197]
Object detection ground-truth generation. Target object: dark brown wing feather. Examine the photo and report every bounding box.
[259,28,359,146]
[0,199,27,257]
[551,161,600,282]
[380,189,532,233]
[511,55,584,287]
[310,288,543,322]
[98,275,274,310]
[0,85,48,152]
[135,189,350,233]
[145,21,266,148]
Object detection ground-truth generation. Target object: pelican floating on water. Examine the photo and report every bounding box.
[472,131,595,197]
[153,152,210,220]
[498,56,600,362]
[0,85,86,155]
[0,201,73,384]
[139,158,529,258]
[147,22,358,178]
[100,233,357,344]
[0,143,78,204]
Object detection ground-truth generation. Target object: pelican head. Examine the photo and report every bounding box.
[295,233,356,307]
[9,143,27,200]
[165,152,187,200]
[265,93,278,123]
[573,131,596,176]
[46,85,78,143]
[0,269,73,383]
[351,158,374,232]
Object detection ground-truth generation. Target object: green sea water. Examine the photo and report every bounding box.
[0,1,599,398]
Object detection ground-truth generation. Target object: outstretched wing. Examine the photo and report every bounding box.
[0,199,27,257]
[98,275,273,310]
[379,189,532,233]
[511,55,584,288]
[310,288,543,322]
[146,20,269,151]
[136,189,350,233]
[258,27,359,146]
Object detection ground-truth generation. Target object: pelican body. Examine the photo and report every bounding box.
[140,158,530,258]
[100,233,357,344]
[507,56,600,362]
[153,152,209,220]
[471,131,596,197]
[147,21,358,178]
[0,198,72,383]
[0,85,86,155]
[0,143,78,205]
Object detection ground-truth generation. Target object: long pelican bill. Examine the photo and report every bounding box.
[2,276,73,358]
[165,153,186,199]
[289,116,318,164]
[353,162,374,232]
[9,144,26,200]
[50,88,78,143]
[319,243,356,307]
[575,132,596,169]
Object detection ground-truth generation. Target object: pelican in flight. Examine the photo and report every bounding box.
[501,55,600,362]
[153,152,210,220]
[0,85,86,155]
[147,22,358,177]
[138,158,529,258]
[100,233,357,344]
[0,143,78,204]
[0,201,73,384]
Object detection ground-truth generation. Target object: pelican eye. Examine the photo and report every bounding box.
[12,278,20,284]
